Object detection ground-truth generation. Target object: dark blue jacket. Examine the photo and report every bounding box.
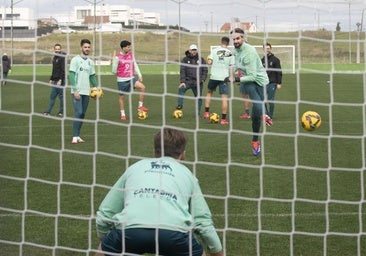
[50,51,66,83]
[261,53,282,84]
[180,50,208,85]
[2,55,11,73]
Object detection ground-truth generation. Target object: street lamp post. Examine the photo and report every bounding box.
[210,11,213,32]
[356,22,360,63]
[170,0,187,61]
[83,0,103,57]
[10,0,24,66]
[361,8,365,32]
[356,8,365,64]
[348,1,351,63]
[346,0,354,63]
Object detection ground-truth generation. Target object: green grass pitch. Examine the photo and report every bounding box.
[0,65,365,255]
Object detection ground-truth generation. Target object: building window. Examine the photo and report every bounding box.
[5,13,20,20]
[77,10,91,20]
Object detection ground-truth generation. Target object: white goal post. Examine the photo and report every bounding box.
[210,45,296,73]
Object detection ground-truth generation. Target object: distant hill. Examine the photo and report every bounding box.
[2,30,364,65]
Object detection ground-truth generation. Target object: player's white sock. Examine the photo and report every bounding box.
[120,110,125,116]
[138,101,143,108]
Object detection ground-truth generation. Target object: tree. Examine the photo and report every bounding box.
[336,22,341,31]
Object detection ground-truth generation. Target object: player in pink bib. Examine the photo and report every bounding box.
[112,40,148,121]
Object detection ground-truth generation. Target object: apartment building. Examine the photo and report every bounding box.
[0,7,36,30]
[74,4,160,27]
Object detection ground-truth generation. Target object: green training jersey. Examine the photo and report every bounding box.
[209,46,235,81]
[234,43,269,86]
[96,156,222,253]
[69,55,96,95]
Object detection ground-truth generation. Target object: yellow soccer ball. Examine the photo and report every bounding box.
[210,113,220,123]
[206,55,212,64]
[173,109,183,119]
[137,110,148,120]
[301,111,321,131]
[90,87,103,99]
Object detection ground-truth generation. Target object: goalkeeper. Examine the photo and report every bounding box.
[69,39,98,144]
[96,128,223,256]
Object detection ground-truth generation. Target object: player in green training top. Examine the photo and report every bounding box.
[203,36,235,125]
[231,28,271,156]
[69,39,98,144]
[95,128,223,256]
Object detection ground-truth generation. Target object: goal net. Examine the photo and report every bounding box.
[0,0,365,255]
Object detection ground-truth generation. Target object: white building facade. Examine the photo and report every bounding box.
[0,4,160,30]
[74,4,160,27]
[0,7,36,29]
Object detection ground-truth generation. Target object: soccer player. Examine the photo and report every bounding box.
[231,28,271,156]
[43,43,66,117]
[262,42,282,119]
[203,36,235,125]
[1,53,11,86]
[69,39,98,144]
[176,44,208,116]
[112,40,148,121]
[95,128,223,256]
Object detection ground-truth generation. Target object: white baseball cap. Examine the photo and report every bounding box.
[189,44,198,50]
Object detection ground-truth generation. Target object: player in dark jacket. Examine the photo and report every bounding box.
[44,43,66,117]
[2,53,11,86]
[176,44,208,115]
[261,43,282,119]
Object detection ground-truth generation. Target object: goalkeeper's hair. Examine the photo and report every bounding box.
[154,128,187,159]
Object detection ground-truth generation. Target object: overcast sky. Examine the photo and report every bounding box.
[6,0,366,32]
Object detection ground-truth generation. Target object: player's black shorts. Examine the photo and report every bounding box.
[208,79,229,95]
[101,227,203,256]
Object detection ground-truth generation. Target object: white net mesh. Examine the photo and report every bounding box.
[0,0,365,255]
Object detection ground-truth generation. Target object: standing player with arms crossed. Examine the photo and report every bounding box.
[43,43,66,117]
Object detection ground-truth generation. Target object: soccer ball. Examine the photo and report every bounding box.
[301,111,321,131]
[206,54,212,63]
[210,113,220,123]
[137,110,148,120]
[173,109,183,119]
[90,87,103,99]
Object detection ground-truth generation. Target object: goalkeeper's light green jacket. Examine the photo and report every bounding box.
[234,42,269,86]
[96,156,222,254]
